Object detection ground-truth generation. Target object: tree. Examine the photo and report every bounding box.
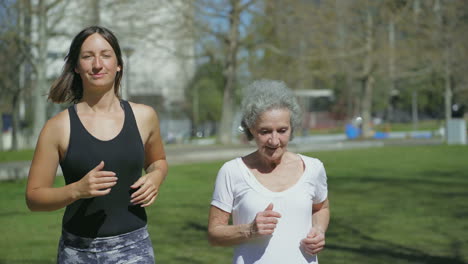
[248,0,468,138]
[0,0,34,150]
[13,0,71,146]
[432,0,468,132]
[246,1,378,136]
[185,60,224,136]
[187,0,259,144]
[395,0,468,129]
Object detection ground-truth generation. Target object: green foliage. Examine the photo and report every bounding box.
[393,73,446,119]
[185,61,224,126]
[194,78,223,122]
[1,145,467,263]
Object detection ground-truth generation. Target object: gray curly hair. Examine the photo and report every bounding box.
[240,80,302,141]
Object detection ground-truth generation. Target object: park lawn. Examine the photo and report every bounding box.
[0,149,34,162]
[0,145,467,264]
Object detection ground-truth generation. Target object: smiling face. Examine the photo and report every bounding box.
[75,33,121,92]
[250,108,292,163]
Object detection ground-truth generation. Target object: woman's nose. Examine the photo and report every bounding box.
[268,133,280,146]
[93,57,103,69]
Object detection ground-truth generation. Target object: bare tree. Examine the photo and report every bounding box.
[21,0,71,145]
[359,6,376,138]
[0,0,34,150]
[186,0,258,144]
[431,0,468,132]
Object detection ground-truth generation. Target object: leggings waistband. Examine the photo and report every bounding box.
[61,226,149,252]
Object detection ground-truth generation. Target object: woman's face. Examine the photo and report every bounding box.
[75,33,121,91]
[250,108,292,162]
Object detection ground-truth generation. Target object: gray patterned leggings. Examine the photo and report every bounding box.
[57,226,155,264]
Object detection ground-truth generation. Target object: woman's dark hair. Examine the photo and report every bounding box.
[48,26,124,103]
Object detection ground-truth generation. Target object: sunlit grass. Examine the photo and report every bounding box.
[0,149,34,162]
[374,119,443,132]
[0,145,467,263]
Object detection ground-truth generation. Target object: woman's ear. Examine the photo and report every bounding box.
[248,127,254,135]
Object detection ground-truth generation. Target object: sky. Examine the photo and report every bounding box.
[0,0,18,34]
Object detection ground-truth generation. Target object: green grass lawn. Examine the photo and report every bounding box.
[0,149,34,162]
[374,120,443,132]
[0,145,467,263]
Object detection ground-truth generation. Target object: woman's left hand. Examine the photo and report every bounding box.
[130,174,159,207]
[300,227,326,255]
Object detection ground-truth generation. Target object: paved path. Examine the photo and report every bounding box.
[0,138,443,181]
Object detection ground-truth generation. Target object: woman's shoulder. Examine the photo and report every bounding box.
[38,108,70,146]
[128,101,156,113]
[216,158,246,186]
[223,157,241,167]
[298,154,324,167]
[44,108,70,130]
[218,158,243,173]
[127,101,158,120]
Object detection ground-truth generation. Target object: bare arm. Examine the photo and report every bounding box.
[312,198,330,234]
[130,105,168,207]
[208,203,282,247]
[26,120,75,211]
[301,198,330,255]
[26,113,118,211]
[208,206,252,246]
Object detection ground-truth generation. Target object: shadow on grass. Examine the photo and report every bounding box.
[0,260,53,264]
[185,221,207,232]
[327,219,467,264]
[173,256,205,263]
[331,168,468,188]
[0,210,29,217]
[327,244,466,264]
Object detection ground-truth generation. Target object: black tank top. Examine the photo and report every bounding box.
[60,100,146,237]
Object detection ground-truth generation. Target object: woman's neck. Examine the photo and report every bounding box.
[247,151,288,173]
[80,90,121,113]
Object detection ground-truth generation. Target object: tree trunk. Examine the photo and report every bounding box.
[32,0,48,143]
[218,0,240,145]
[434,0,453,139]
[11,93,20,150]
[361,76,374,138]
[335,0,354,120]
[387,17,396,122]
[411,0,421,131]
[361,8,374,138]
[193,82,199,131]
[444,50,452,124]
[412,90,419,131]
[21,0,33,147]
[0,109,3,151]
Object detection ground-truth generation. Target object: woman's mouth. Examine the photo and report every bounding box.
[91,73,105,78]
[266,146,279,150]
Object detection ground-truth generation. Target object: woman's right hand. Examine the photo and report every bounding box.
[250,203,282,237]
[73,161,117,199]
